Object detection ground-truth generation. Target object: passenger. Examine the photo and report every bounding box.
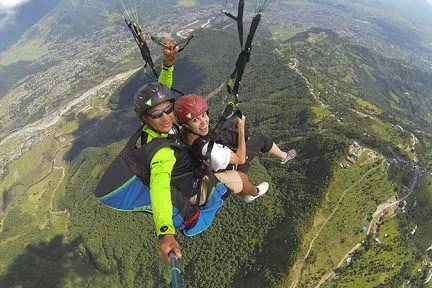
[174,94,296,202]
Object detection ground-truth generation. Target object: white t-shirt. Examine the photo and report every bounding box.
[201,142,232,172]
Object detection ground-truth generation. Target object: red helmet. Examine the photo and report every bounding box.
[174,94,209,125]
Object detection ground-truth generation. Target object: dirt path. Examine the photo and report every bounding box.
[316,166,420,287]
[204,81,226,101]
[49,144,71,216]
[0,142,71,233]
[49,167,67,215]
[289,160,385,288]
[286,58,327,109]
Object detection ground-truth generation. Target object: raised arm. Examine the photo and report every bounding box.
[158,36,179,89]
[229,115,246,165]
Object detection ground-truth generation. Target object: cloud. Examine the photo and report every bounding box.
[425,0,432,6]
[0,0,31,10]
[0,0,32,30]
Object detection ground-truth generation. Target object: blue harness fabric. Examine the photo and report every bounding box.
[95,125,229,235]
[184,183,229,236]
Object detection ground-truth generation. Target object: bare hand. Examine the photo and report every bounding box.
[163,36,179,67]
[159,234,182,263]
[236,115,246,130]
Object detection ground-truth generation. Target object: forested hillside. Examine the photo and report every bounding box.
[282,28,432,167]
[286,28,432,129]
[2,16,432,288]
[0,27,349,287]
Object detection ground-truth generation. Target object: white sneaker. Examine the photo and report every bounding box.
[281,149,297,164]
[244,182,269,203]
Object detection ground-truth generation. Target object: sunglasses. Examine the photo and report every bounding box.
[146,102,174,119]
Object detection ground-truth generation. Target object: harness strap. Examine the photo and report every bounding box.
[184,209,200,229]
[124,18,158,78]
[227,13,262,97]
[223,0,244,48]
[211,102,242,139]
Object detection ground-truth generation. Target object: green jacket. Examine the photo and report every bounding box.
[147,64,177,236]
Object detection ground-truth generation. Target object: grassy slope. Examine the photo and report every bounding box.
[0,112,126,287]
[282,153,394,287]
[0,136,57,198]
[322,167,432,288]
[412,176,432,250]
[285,28,432,131]
[323,217,423,288]
[0,135,69,272]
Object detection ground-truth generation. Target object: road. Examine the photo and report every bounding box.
[316,165,420,287]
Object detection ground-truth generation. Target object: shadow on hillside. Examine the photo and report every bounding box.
[65,59,205,162]
[0,235,91,288]
[65,110,140,162]
[64,71,147,162]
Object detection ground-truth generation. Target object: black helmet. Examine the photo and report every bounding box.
[133,82,176,118]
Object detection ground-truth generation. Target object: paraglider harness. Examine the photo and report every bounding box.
[223,0,269,98]
[191,102,248,171]
[94,124,225,232]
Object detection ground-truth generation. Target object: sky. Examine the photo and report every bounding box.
[0,0,31,29]
[0,0,432,31]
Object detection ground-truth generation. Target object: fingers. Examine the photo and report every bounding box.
[237,115,246,126]
[159,234,182,263]
[172,244,182,260]
[162,35,179,67]
[159,246,171,263]
[164,35,178,51]
[164,34,174,45]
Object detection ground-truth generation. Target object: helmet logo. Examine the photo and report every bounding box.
[186,112,192,119]
[145,99,152,106]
